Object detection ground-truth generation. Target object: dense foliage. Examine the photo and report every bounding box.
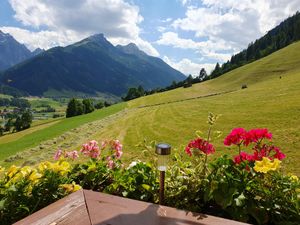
[0,97,30,108]
[210,11,300,78]
[0,114,299,224]
[66,98,95,118]
[0,84,28,97]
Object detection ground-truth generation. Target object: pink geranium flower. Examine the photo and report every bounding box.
[53,149,63,160]
[81,140,100,158]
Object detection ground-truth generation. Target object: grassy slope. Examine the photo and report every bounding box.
[95,42,300,175]
[0,103,126,160]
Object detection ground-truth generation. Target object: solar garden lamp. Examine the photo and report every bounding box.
[155,143,171,205]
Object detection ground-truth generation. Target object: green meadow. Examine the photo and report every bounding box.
[0,103,126,161]
[1,41,300,175]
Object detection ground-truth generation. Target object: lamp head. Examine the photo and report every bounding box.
[155,143,171,171]
[155,143,171,155]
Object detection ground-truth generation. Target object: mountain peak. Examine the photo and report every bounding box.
[0,30,12,39]
[87,33,110,44]
[116,43,147,57]
[0,30,32,70]
[32,48,45,56]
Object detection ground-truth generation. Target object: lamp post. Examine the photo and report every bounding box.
[155,143,171,205]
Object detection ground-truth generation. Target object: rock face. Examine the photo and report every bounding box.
[0,33,186,97]
[0,30,32,71]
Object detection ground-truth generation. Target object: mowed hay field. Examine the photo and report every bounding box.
[95,41,300,175]
[0,103,126,164]
[1,41,300,175]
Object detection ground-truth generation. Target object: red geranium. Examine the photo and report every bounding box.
[244,128,272,145]
[224,128,247,146]
[233,151,255,164]
[185,138,215,156]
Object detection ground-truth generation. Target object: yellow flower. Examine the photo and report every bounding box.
[28,170,42,182]
[38,161,70,175]
[38,161,52,172]
[60,182,81,193]
[51,161,70,175]
[6,165,20,178]
[20,166,32,177]
[289,174,299,182]
[254,157,281,173]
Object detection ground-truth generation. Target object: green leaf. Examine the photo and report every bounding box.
[142,184,151,191]
[234,193,246,207]
[0,199,6,210]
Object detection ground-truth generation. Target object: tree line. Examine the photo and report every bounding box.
[0,97,30,108]
[0,110,33,135]
[65,98,111,118]
[123,68,208,101]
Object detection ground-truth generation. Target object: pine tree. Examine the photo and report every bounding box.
[21,111,32,129]
[14,116,23,131]
[66,98,78,118]
[199,68,207,81]
[82,99,94,114]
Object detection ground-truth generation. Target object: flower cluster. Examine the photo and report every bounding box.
[5,165,42,185]
[38,161,71,175]
[54,149,79,160]
[53,139,123,170]
[111,140,123,159]
[81,140,100,158]
[224,128,272,146]
[185,138,215,156]
[224,128,285,165]
[105,140,123,169]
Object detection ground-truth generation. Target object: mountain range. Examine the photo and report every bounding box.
[0,33,185,97]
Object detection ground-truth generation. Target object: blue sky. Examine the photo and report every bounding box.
[1,0,300,75]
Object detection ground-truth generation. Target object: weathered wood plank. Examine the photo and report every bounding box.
[83,190,249,225]
[14,189,91,225]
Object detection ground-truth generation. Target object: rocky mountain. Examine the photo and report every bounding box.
[31,48,45,56]
[0,34,185,97]
[0,30,32,71]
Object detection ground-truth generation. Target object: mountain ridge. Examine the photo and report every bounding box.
[0,33,185,97]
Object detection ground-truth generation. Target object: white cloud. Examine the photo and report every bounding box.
[156,32,231,61]
[155,0,300,64]
[0,26,83,51]
[5,0,159,56]
[163,56,215,76]
[157,26,166,33]
[179,0,191,6]
[173,0,300,51]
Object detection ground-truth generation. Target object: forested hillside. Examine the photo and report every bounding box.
[210,11,300,78]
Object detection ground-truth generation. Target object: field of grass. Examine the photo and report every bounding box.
[0,103,126,162]
[26,97,67,113]
[1,42,300,175]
